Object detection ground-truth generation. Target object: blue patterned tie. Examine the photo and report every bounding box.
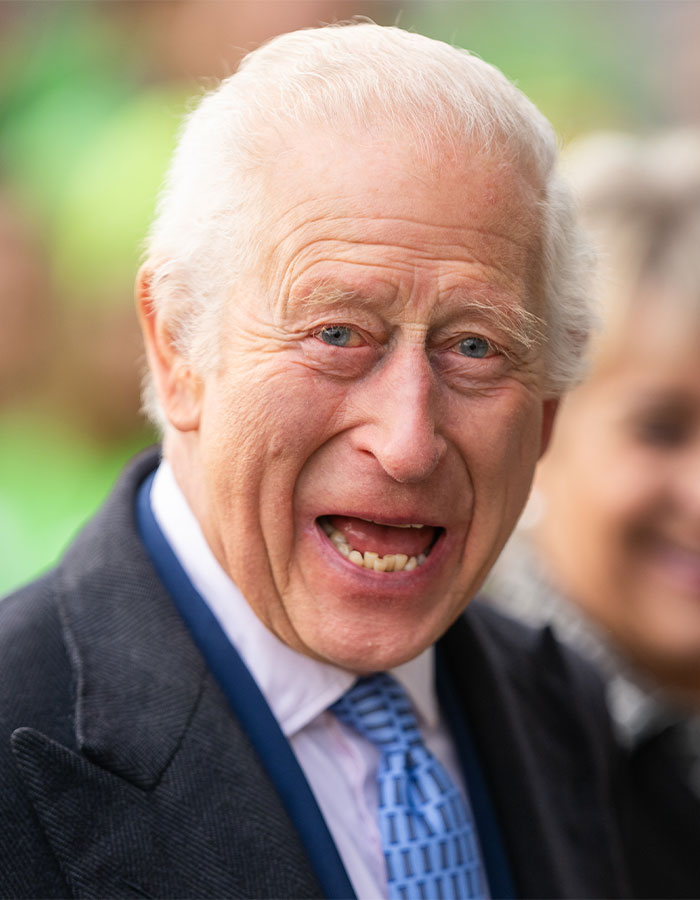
[332,673,486,900]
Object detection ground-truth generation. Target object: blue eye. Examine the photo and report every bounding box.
[317,325,354,347]
[458,336,491,358]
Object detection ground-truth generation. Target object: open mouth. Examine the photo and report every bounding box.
[317,515,443,572]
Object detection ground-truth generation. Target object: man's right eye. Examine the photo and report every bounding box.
[314,325,362,347]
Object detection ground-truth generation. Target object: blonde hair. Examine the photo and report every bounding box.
[563,130,700,365]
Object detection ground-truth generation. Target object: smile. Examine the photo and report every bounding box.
[317,515,443,572]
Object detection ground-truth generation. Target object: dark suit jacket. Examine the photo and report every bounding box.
[0,449,627,899]
[618,724,700,899]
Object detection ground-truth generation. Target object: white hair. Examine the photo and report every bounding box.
[143,21,594,428]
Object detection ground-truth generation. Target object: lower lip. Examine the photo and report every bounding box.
[309,521,451,595]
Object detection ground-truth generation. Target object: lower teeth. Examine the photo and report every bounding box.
[321,522,428,571]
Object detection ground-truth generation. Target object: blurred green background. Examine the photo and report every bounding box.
[2,0,699,595]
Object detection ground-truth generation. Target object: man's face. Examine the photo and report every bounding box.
[183,132,553,672]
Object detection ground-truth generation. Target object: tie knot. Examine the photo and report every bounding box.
[331,672,422,753]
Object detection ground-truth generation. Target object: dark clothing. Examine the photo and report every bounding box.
[489,535,700,900]
[0,449,627,899]
[620,724,700,899]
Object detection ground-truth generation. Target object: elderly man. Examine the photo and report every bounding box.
[0,23,626,900]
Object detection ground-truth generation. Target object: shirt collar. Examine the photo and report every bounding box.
[150,460,439,736]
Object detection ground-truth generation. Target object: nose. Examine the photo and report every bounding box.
[351,346,447,483]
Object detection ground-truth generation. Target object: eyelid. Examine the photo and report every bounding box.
[450,333,503,358]
[312,323,368,348]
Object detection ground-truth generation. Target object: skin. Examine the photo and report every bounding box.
[139,130,557,674]
[535,307,700,698]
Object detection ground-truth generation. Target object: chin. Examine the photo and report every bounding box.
[291,587,461,674]
[310,632,433,675]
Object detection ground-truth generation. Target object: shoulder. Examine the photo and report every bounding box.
[462,597,614,749]
[0,448,160,896]
[0,575,76,895]
[0,574,75,745]
[469,595,606,686]
[0,446,160,729]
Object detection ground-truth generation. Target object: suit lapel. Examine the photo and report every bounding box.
[441,604,620,900]
[439,610,565,898]
[13,450,324,900]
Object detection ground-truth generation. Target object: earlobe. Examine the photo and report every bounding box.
[135,264,202,432]
[538,397,559,459]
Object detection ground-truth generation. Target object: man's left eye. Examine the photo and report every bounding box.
[456,336,494,358]
[315,325,363,347]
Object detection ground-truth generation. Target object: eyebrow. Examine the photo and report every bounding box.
[443,288,546,354]
[293,281,387,311]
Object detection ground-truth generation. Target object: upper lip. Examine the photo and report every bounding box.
[316,512,444,529]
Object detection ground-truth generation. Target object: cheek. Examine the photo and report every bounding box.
[584,450,666,540]
[545,410,661,542]
[450,390,545,551]
[464,391,543,488]
[201,365,350,506]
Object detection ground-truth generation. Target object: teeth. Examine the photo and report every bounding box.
[349,550,364,567]
[322,524,429,572]
[393,553,409,571]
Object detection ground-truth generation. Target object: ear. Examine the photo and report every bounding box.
[538,397,559,459]
[136,264,202,432]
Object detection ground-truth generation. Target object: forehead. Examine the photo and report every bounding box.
[254,128,544,314]
[596,294,700,374]
[579,306,700,424]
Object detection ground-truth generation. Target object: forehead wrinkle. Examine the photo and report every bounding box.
[277,260,412,319]
[276,241,527,313]
[270,273,398,324]
[273,211,532,254]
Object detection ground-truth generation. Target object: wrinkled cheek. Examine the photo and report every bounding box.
[201,371,343,543]
[470,417,543,552]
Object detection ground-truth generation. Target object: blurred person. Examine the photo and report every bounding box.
[489,131,700,898]
[0,24,628,900]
